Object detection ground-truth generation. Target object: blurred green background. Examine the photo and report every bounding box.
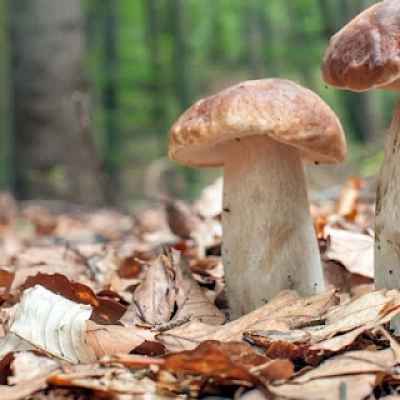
[0,0,394,205]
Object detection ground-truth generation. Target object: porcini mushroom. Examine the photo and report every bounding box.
[321,0,400,300]
[169,78,346,318]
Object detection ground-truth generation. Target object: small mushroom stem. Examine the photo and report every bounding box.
[375,99,400,317]
[222,135,324,318]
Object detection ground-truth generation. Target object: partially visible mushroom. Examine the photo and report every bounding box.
[168,78,346,318]
[321,0,400,300]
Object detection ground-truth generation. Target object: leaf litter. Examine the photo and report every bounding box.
[0,177,399,399]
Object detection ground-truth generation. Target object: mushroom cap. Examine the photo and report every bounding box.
[322,0,400,92]
[169,79,346,167]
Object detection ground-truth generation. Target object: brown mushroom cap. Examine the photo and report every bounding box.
[322,0,400,92]
[169,78,346,167]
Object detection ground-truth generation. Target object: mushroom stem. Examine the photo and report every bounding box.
[375,99,400,295]
[222,135,324,318]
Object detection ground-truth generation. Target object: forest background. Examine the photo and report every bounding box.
[0,0,393,206]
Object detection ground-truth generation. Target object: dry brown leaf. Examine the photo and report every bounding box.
[22,273,127,324]
[101,353,165,366]
[48,364,168,397]
[269,374,376,400]
[9,265,85,294]
[164,199,201,239]
[158,289,337,352]
[245,289,400,356]
[12,245,86,269]
[310,289,400,352]
[159,289,400,356]
[336,176,362,221]
[156,340,262,397]
[121,248,225,326]
[296,348,396,382]
[0,376,51,400]
[0,285,95,363]
[244,330,313,360]
[0,351,61,400]
[217,341,295,382]
[325,227,374,278]
[8,351,60,385]
[269,348,398,400]
[85,320,156,358]
[0,269,14,300]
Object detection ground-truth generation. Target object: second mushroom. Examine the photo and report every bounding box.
[169,78,346,318]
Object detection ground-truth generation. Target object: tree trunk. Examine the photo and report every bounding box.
[144,0,167,145]
[9,0,104,205]
[102,0,119,190]
[169,0,191,110]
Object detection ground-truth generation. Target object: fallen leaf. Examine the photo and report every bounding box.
[0,285,95,363]
[336,176,362,221]
[85,321,156,358]
[325,227,374,278]
[310,289,400,352]
[158,289,337,352]
[269,374,376,400]
[156,340,262,397]
[22,273,127,324]
[269,348,398,400]
[121,248,225,326]
[48,364,165,396]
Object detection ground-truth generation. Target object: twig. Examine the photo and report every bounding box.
[150,314,192,332]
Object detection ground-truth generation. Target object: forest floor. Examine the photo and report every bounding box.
[0,175,398,400]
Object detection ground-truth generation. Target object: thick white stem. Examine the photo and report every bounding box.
[375,100,400,333]
[222,135,324,318]
[375,101,400,282]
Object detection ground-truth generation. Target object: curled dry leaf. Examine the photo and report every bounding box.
[12,245,86,269]
[156,340,262,398]
[0,351,60,400]
[85,320,156,358]
[336,176,362,221]
[158,289,337,352]
[48,364,164,397]
[121,248,225,326]
[324,227,374,279]
[269,374,376,400]
[0,376,52,400]
[269,348,398,400]
[0,285,95,363]
[244,289,400,357]
[243,330,313,360]
[164,199,201,239]
[22,273,127,324]
[310,289,400,352]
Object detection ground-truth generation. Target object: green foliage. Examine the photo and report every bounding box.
[84,0,395,198]
[1,0,394,199]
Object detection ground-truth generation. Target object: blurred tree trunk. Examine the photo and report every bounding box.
[144,0,167,146]
[102,0,119,190]
[208,0,222,63]
[168,0,196,197]
[8,0,105,204]
[169,0,191,110]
